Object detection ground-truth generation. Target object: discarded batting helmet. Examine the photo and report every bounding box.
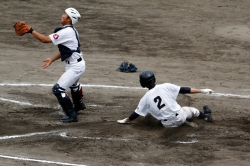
[139,70,156,88]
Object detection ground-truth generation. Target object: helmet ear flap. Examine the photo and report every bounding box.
[140,82,146,88]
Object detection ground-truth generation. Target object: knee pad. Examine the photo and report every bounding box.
[52,83,65,97]
[70,83,80,92]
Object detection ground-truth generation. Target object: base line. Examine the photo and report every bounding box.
[212,92,250,99]
[0,83,144,90]
[0,97,123,108]
[0,131,56,140]
[0,154,87,166]
[0,83,249,98]
[0,130,134,142]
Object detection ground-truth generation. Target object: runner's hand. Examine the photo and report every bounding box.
[117,118,129,124]
[201,89,214,94]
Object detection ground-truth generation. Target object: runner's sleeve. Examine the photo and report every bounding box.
[135,96,149,117]
[163,83,180,99]
[129,111,139,121]
[179,87,191,94]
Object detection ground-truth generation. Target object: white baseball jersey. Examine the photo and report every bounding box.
[135,83,181,121]
[49,26,86,90]
[49,26,84,64]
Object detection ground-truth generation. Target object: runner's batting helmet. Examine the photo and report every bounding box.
[139,70,156,88]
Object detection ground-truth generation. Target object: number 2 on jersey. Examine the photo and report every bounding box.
[154,96,166,110]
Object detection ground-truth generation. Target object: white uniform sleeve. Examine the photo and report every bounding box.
[164,83,180,99]
[49,28,72,46]
[135,96,149,117]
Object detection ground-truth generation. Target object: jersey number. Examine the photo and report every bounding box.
[154,96,166,110]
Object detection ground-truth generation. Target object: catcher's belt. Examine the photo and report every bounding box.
[65,58,82,64]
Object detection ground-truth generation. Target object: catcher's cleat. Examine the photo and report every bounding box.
[61,116,78,123]
[203,105,213,122]
[74,102,86,112]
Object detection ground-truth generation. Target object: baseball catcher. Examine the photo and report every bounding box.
[117,70,213,128]
[14,8,86,123]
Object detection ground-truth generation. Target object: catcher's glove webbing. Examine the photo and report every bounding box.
[116,60,137,73]
[13,21,33,36]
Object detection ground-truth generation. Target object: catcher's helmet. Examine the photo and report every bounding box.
[139,70,156,88]
[65,8,81,24]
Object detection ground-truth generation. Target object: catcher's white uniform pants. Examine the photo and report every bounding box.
[161,107,200,128]
[57,60,86,89]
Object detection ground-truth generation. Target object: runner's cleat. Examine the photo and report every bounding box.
[203,105,213,122]
[205,113,213,122]
[203,105,211,114]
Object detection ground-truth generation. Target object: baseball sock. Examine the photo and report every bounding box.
[198,111,207,119]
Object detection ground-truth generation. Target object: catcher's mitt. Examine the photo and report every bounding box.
[13,21,33,36]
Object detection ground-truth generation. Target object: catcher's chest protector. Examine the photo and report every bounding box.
[54,26,81,61]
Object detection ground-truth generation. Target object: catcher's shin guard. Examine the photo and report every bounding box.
[52,84,78,119]
[70,86,86,112]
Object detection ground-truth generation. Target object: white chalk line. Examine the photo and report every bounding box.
[0,83,249,98]
[0,154,87,166]
[59,132,133,141]
[0,97,123,108]
[0,129,190,145]
[0,83,144,90]
[0,97,32,106]
[88,104,123,108]
[174,139,198,144]
[0,97,50,107]
[173,133,200,144]
[0,130,134,142]
[0,131,56,140]
[212,92,250,99]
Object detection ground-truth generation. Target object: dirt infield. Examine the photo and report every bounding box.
[0,0,250,165]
